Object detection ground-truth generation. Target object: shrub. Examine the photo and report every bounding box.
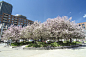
[43,44,48,47]
[27,43,33,47]
[11,43,20,46]
[33,44,41,47]
[27,43,41,47]
[50,42,59,47]
[58,41,63,44]
[73,41,82,44]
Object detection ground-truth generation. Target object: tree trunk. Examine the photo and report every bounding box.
[10,39,12,46]
[76,38,77,41]
[34,38,36,44]
[23,38,24,42]
[70,38,72,43]
[15,40,18,43]
[41,36,42,42]
[58,37,59,42]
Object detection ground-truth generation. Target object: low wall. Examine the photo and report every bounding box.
[23,44,82,50]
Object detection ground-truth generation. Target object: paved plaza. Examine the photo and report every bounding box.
[0,43,86,57]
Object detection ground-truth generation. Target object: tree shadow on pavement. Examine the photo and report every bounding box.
[67,43,86,50]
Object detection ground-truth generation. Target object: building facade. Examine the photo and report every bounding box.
[78,22,86,29]
[0,1,13,15]
[0,1,34,40]
[78,22,86,40]
[0,13,33,27]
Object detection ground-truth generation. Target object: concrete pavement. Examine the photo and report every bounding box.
[0,43,86,57]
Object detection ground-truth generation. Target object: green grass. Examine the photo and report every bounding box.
[11,41,33,46]
[73,41,82,44]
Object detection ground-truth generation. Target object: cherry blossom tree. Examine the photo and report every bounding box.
[19,21,41,41]
[2,24,22,41]
[2,16,85,43]
[43,16,85,42]
[33,23,51,42]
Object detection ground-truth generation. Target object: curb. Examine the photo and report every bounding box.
[23,44,82,50]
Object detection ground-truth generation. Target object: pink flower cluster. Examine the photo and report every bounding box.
[2,16,85,40]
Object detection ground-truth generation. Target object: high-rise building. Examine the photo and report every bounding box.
[0,1,13,15]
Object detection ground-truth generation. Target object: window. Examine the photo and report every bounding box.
[18,25,21,26]
[82,24,85,27]
[82,24,85,28]
[21,21,23,22]
[18,22,20,24]
[24,20,26,21]
[21,23,23,24]
[3,19,7,21]
[83,26,85,28]
[8,20,10,22]
[8,18,10,19]
[82,24,85,26]
[9,15,11,17]
[12,18,14,20]
[27,21,28,23]
[24,24,27,26]
[24,22,26,23]
[15,17,17,20]
[0,18,1,20]
[19,18,21,20]
[0,16,2,17]
[21,19,23,20]
[11,23,13,25]
[12,21,13,22]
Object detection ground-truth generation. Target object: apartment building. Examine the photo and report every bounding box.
[78,22,86,29]
[0,13,33,27]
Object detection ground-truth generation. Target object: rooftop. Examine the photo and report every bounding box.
[0,1,13,6]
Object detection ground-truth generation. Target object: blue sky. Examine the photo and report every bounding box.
[2,0,86,23]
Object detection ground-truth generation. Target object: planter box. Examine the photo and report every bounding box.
[23,47,47,50]
[23,44,83,50]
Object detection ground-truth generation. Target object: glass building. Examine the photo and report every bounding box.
[0,1,13,15]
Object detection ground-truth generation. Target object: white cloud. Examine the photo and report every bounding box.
[15,14,20,16]
[83,14,86,18]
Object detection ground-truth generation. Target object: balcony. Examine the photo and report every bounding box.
[4,15,8,17]
[14,20,17,22]
[3,18,7,20]
[15,19,18,20]
[3,20,7,22]
[14,22,17,24]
